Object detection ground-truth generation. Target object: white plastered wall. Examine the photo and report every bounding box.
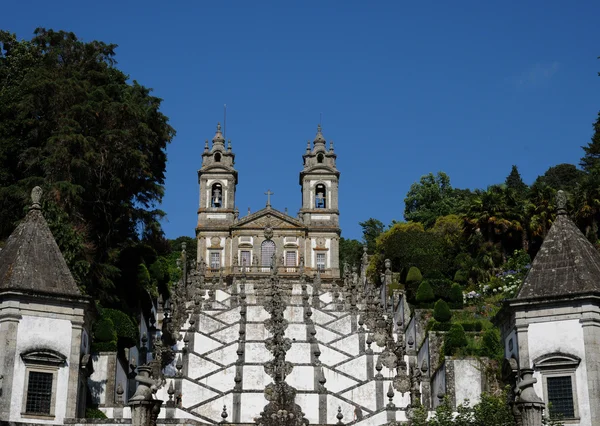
[528,319,590,425]
[10,315,73,423]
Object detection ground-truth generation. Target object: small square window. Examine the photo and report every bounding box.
[25,371,53,415]
[547,376,575,419]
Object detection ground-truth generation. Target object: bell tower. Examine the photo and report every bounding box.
[196,123,238,268]
[299,124,340,224]
[299,125,341,277]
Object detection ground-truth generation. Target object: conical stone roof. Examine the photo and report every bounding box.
[516,191,600,300]
[0,187,81,297]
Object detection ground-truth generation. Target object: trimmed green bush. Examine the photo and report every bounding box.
[428,278,453,300]
[86,408,108,419]
[480,328,503,359]
[428,320,452,332]
[93,318,117,343]
[433,299,452,323]
[449,283,464,308]
[416,280,435,303]
[405,266,422,284]
[453,269,468,283]
[102,309,139,348]
[460,321,483,332]
[444,323,467,356]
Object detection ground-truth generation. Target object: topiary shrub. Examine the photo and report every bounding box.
[428,320,452,332]
[405,266,422,284]
[449,283,464,308]
[428,278,453,300]
[460,321,483,332]
[444,323,467,356]
[433,299,452,323]
[415,280,435,304]
[453,269,468,283]
[86,408,108,419]
[102,309,139,348]
[480,328,503,360]
[93,318,117,342]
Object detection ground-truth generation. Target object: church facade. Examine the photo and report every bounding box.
[196,124,341,279]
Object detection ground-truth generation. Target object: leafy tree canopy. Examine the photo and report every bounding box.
[359,218,385,254]
[534,163,584,193]
[404,171,461,228]
[0,29,175,306]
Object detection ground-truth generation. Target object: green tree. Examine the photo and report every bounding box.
[0,29,175,305]
[505,165,528,197]
[339,237,363,275]
[404,171,459,228]
[580,110,600,173]
[534,163,584,193]
[434,299,452,322]
[416,280,435,303]
[359,218,385,254]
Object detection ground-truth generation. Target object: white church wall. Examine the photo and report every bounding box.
[10,315,73,423]
[528,319,590,425]
[453,358,483,406]
[89,354,109,405]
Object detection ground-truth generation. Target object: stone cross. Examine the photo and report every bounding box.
[264,189,274,207]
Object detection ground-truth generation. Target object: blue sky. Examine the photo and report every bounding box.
[3,1,599,241]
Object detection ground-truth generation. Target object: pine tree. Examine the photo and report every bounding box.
[580,111,600,173]
[505,165,528,195]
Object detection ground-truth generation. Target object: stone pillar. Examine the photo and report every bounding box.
[130,400,163,426]
[0,310,20,419]
[515,323,530,368]
[366,334,374,380]
[375,359,384,410]
[66,320,84,418]
[581,316,600,423]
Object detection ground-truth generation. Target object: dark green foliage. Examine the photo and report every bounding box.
[433,299,452,323]
[339,237,363,274]
[453,269,468,283]
[505,165,528,196]
[359,218,385,254]
[0,29,175,307]
[86,408,108,419]
[581,111,600,173]
[449,283,464,308]
[428,320,452,332]
[93,318,116,343]
[416,280,435,303]
[535,163,584,192]
[101,308,139,348]
[404,172,461,228]
[444,323,467,355]
[427,277,453,300]
[480,328,503,360]
[460,321,483,332]
[405,266,423,283]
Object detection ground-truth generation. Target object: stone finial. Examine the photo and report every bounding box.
[30,186,42,210]
[227,139,232,152]
[221,405,228,423]
[556,190,567,215]
[306,140,311,153]
[329,140,334,152]
[204,139,209,152]
[336,406,344,425]
[116,382,125,405]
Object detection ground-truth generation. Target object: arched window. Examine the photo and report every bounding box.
[315,184,326,208]
[211,183,223,208]
[214,153,221,162]
[317,153,324,163]
[534,352,581,420]
[261,240,276,268]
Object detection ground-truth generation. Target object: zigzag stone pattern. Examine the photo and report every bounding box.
[155,262,417,426]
